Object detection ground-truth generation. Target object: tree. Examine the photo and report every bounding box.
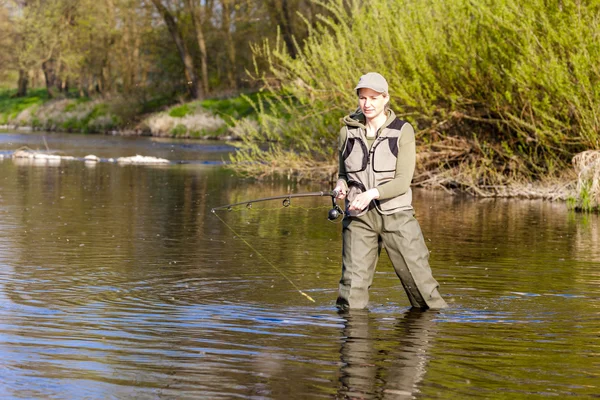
[150,0,202,99]
[184,0,210,94]
[0,3,20,92]
[4,0,61,96]
[7,0,90,97]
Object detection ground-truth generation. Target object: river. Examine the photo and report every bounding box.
[1,132,598,399]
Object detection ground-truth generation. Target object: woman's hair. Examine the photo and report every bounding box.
[384,96,390,112]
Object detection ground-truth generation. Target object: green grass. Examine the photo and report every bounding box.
[0,89,49,124]
[199,92,271,122]
[169,104,191,118]
[0,87,260,136]
[158,93,266,122]
[568,181,597,212]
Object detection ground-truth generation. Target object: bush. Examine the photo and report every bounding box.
[169,104,191,118]
[230,0,600,188]
[0,89,48,125]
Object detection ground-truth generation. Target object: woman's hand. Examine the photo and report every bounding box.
[334,180,347,200]
[348,188,380,211]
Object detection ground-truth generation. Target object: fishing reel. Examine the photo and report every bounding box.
[328,205,344,221]
[328,191,345,221]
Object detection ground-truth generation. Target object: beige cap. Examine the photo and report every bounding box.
[354,72,388,94]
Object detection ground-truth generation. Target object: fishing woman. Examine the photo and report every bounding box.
[333,72,448,311]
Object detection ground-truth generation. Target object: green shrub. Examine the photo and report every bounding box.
[200,92,269,121]
[171,123,188,137]
[230,0,600,187]
[0,89,48,123]
[169,104,191,118]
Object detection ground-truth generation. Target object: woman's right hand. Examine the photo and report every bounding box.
[333,185,346,199]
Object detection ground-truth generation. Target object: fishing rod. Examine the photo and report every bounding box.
[211,190,344,221]
[210,190,345,303]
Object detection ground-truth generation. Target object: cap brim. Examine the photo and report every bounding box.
[355,84,387,93]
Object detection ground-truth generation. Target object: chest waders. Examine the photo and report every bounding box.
[336,122,448,310]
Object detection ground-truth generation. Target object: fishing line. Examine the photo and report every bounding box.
[211,210,316,303]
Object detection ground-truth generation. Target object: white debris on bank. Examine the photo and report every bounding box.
[13,149,62,160]
[6,149,171,166]
[117,155,170,164]
[84,154,100,162]
[11,149,62,166]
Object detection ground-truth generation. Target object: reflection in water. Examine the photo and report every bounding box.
[1,132,599,398]
[12,156,62,167]
[338,309,439,399]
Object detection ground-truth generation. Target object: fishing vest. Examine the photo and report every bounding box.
[341,118,413,217]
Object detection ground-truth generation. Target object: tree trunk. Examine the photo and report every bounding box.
[150,0,202,99]
[16,69,29,97]
[221,0,237,89]
[280,0,297,58]
[101,0,116,94]
[267,0,298,59]
[42,60,61,98]
[184,0,210,94]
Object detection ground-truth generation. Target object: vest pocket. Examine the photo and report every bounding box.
[372,137,398,173]
[343,137,369,173]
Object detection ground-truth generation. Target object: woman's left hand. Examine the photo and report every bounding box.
[348,188,380,211]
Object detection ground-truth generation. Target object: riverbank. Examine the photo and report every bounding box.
[1,89,598,212]
[0,89,259,140]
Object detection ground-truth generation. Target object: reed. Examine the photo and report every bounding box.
[570,150,600,211]
[230,0,600,195]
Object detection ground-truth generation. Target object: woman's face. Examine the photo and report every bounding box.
[358,88,388,121]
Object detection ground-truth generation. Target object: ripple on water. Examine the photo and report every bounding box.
[1,145,599,399]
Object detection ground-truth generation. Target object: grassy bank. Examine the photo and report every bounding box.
[0,89,263,139]
[0,89,126,133]
[0,89,49,125]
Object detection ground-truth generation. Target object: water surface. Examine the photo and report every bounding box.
[1,132,598,399]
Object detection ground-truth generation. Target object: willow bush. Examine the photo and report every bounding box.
[231,0,599,194]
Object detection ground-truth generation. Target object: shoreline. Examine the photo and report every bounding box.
[0,123,241,141]
[0,124,592,210]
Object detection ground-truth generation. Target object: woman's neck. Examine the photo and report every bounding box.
[365,112,387,137]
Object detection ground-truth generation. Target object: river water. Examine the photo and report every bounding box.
[1,132,598,399]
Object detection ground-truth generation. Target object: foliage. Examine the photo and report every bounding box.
[169,104,191,118]
[0,88,48,124]
[230,0,600,190]
[0,91,119,133]
[1,85,265,138]
[199,92,275,121]
[0,0,327,101]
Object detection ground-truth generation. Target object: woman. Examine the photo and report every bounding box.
[333,72,448,311]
